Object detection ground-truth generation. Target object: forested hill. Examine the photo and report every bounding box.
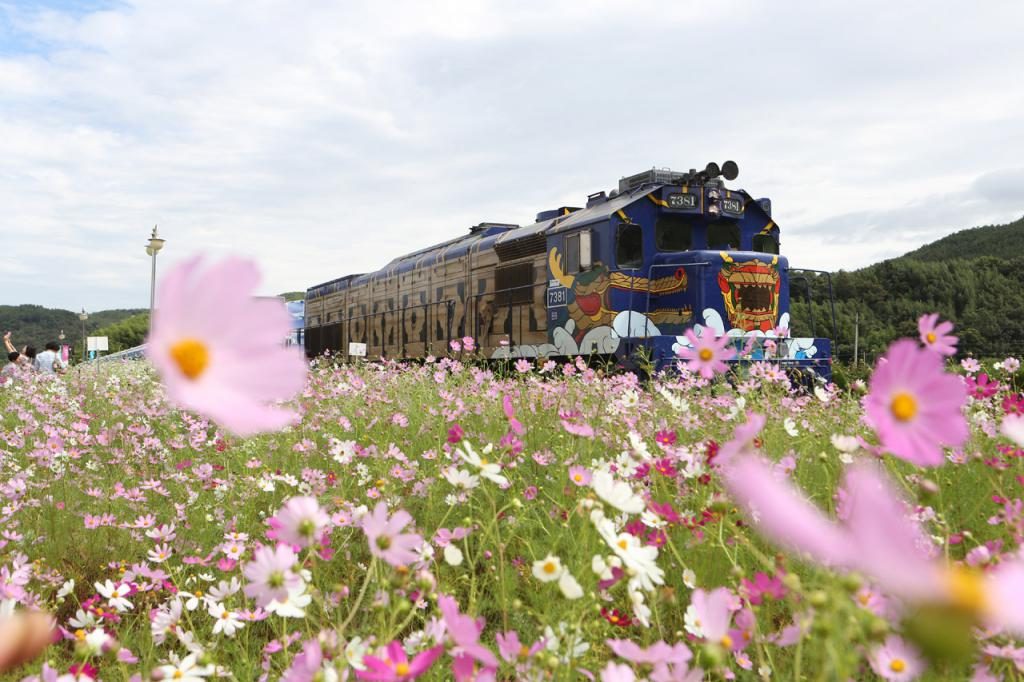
[903,216,1024,262]
[0,305,143,354]
[791,216,1024,361]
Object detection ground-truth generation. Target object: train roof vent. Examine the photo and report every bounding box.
[535,206,582,222]
[469,222,519,235]
[618,167,686,193]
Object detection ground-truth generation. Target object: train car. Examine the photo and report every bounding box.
[304,163,832,379]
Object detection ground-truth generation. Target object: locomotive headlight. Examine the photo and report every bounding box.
[708,203,720,216]
[708,189,721,200]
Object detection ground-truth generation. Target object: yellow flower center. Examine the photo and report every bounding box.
[74,629,86,641]
[573,474,582,482]
[174,672,184,680]
[699,348,714,362]
[170,338,210,380]
[221,611,230,619]
[519,644,531,658]
[945,566,988,615]
[618,539,628,550]
[543,561,558,574]
[890,392,918,422]
[720,634,733,649]
[395,662,410,676]
[889,658,906,673]
[926,332,936,344]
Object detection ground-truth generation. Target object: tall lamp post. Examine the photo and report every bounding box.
[78,309,88,362]
[146,226,166,329]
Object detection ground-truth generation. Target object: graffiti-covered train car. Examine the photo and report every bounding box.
[304,163,831,378]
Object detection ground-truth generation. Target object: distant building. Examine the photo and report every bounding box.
[286,300,304,347]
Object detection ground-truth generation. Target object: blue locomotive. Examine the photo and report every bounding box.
[304,162,832,379]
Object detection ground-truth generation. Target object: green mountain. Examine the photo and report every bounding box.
[0,305,145,357]
[790,215,1024,361]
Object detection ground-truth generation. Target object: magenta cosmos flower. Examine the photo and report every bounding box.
[864,339,967,466]
[147,256,307,436]
[676,325,736,379]
[722,451,1024,634]
[356,641,444,681]
[361,502,423,568]
[917,313,957,356]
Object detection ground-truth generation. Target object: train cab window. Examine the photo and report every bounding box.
[655,215,693,251]
[616,224,644,269]
[565,234,581,273]
[707,221,741,250]
[753,234,779,255]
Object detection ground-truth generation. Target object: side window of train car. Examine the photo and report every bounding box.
[655,215,693,251]
[752,234,779,254]
[616,224,643,269]
[565,233,580,273]
[495,263,533,304]
[707,221,741,250]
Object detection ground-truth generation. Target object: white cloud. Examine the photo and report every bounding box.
[0,0,1023,309]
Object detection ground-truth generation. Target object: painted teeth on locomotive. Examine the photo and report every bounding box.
[301,162,831,380]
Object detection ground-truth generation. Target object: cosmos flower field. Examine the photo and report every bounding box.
[3,262,1024,681]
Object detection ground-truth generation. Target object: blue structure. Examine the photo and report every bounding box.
[305,163,832,381]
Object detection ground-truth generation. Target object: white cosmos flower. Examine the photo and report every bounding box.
[443,544,464,567]
[783,418,799,437]
[656,385,690,413]
[592,470,644,515]
[443,468,479,490]
[95,580,133,612]
[684,604,704,638]
[345,636,369,670]
[630,590,652,627]
[83,627,112,655]
[266,586,312,618]
[558,571,584,600]
[69,608,97,630]
[458,443,509,487]
[830,434,860,453]
[532,554,564,582]
[628,431,652,460]
[593,515,664,592]
[57,579,75,601]
[683,568,697,589]
[209,602,244,637]
[157,653,213,682]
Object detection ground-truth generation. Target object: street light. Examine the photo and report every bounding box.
[146,225,166,328]
[78,309,88,361]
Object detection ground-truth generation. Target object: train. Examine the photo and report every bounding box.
[303,163,832,379]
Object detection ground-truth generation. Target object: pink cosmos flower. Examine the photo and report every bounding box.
[676,326,736,379]
[495,630,544,663]
[606,639,698,681]
[966,373,1000,400]
[147,256,307,436]
[864,339,967,466]
[917,313,957,356]
[269,496,329,549]
[242,544,303,607]
[438,594,498,676]
[461,336,476,352]
[361,502,423,568]
[868,635,924,681]
[689,588,735,646]
[356,641,444,681]
[722,451,1024,634]
[502,395,525,436]
[600,662,636,682]
[568,465,592,487]
[740,572,786,605]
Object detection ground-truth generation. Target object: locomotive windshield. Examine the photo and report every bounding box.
[616,224,644,268]
[707,221,741,250]
[655,215,693,251]
[753,233,779,254]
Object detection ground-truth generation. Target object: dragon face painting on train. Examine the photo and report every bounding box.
[304,162,832,379]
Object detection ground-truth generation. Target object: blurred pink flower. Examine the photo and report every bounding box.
[864,339,967,466]
[723,454,1024,633]
[676,326,736,379]
[568,465,592,487]
[146,256,307,436]
[689,587,735,645]
[918,313,957,356]
[269,496,329,549]
[868,635,924,681]
[242,544,303,607]
[438,593,498,676]
[356,640,444,681]
[362,502,422,568]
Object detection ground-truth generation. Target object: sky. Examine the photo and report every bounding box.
[2,0,1023,311]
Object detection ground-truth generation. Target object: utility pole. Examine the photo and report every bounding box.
[853,310,860,368]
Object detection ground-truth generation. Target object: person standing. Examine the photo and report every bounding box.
[1,351,20,383]
[34,342,65,374]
